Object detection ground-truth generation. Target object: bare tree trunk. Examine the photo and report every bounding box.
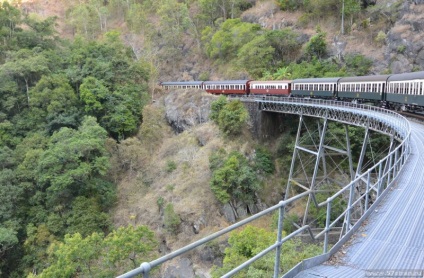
[24,77,30,106]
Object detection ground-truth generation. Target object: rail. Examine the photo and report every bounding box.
[118,97,411,278]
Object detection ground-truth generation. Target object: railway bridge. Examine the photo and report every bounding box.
[119,97,419,278]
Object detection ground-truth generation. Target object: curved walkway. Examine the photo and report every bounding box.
[295,120,424,277]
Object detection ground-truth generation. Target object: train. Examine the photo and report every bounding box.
[161,71,424,112]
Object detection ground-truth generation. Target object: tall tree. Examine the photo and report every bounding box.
[37,116,110,208]
[0,48,50,106]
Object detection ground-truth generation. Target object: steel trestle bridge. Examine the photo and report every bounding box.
[119,97,413,278]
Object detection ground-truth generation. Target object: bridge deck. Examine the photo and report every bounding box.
[295,120,424,277]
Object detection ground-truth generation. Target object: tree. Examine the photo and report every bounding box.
[67,4,100,39]
[65,197,111,237]
[29,74,80,133]
[39,225,157,277]
[0,227,18,260]
[66,35,149,138]
[163,203,181,234]
[210,151,260,204]
[305,31,327,60]
[217,100,249,136]
[40,232,104,278]
[204,19,260,62]
[37,116,109,207]
[236,36,274,78]
[212,225,322,277]
[210,95,228,123]
[79,76,109,116]
[103,225,157,269]
[156,0,191,59]
[0,48,50,106]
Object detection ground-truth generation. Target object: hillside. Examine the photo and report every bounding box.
[1,0,424,277]
[20,0,424,81]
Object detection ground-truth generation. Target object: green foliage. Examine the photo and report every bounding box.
[217,100,249,136]
[166,160,177,173]
[277,0,302,11]
[66,35,149,139]
[29,74,80,133]
[210,151,260,204]
[65,197,111,237]
[0,226,18,256]
[203,18,261,62]
[236,36,275,78]
[397,45,406,54]
[209,148,227,171]
[287,58,345,79]
[344,54,373,76]
[265,29,302,65]
[164,203,181,234]
[203,20,301,76]
[272,212,299,233]
[39,225,157,277]
[156,197,165,211]
[375,31,386,45]
[212,225,322,277]
[305,31,327,60]
[0,6,155,275]
[308,188,346,228]
[283,213,300,234]
[210,95,228,123]
[37,116,110,208]
[254,147,275,174]
[198,0,253,26]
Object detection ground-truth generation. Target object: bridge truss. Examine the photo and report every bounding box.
[118,97,411,278]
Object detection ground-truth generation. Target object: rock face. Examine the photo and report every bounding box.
[385,2,424,73]
[164,90,215,133]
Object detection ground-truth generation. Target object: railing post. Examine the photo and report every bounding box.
[141,262,151,278]
[365,172,371,212]
[273,202,285,278]
[387,153,393,186]
[346,182,354,233]
[394,148,399,176]
[377,162,383,197]
[324,199,332,253]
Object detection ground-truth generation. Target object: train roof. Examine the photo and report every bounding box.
[338,75,390,83]
[250,80,292,84]
[161,81,203,86]
[203,80,250,85]
[388,71,424,82]
[292,77,341,83]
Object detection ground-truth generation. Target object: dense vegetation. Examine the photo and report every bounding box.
[0,3,155,276]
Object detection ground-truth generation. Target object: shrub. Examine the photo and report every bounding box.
[254,147,275,174]
[217,100,249,136]
[165,160,177,173]
[375,31,386,45]
[305,31,327,60]
[210,151,259,204]
[210,96,228,123]
[345,54,373,76]
[164,203,181,234]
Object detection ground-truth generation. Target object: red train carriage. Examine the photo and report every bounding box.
[249,80,292,96]
[203,80,250,95]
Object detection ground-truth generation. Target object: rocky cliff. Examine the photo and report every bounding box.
[385,1,424,73]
